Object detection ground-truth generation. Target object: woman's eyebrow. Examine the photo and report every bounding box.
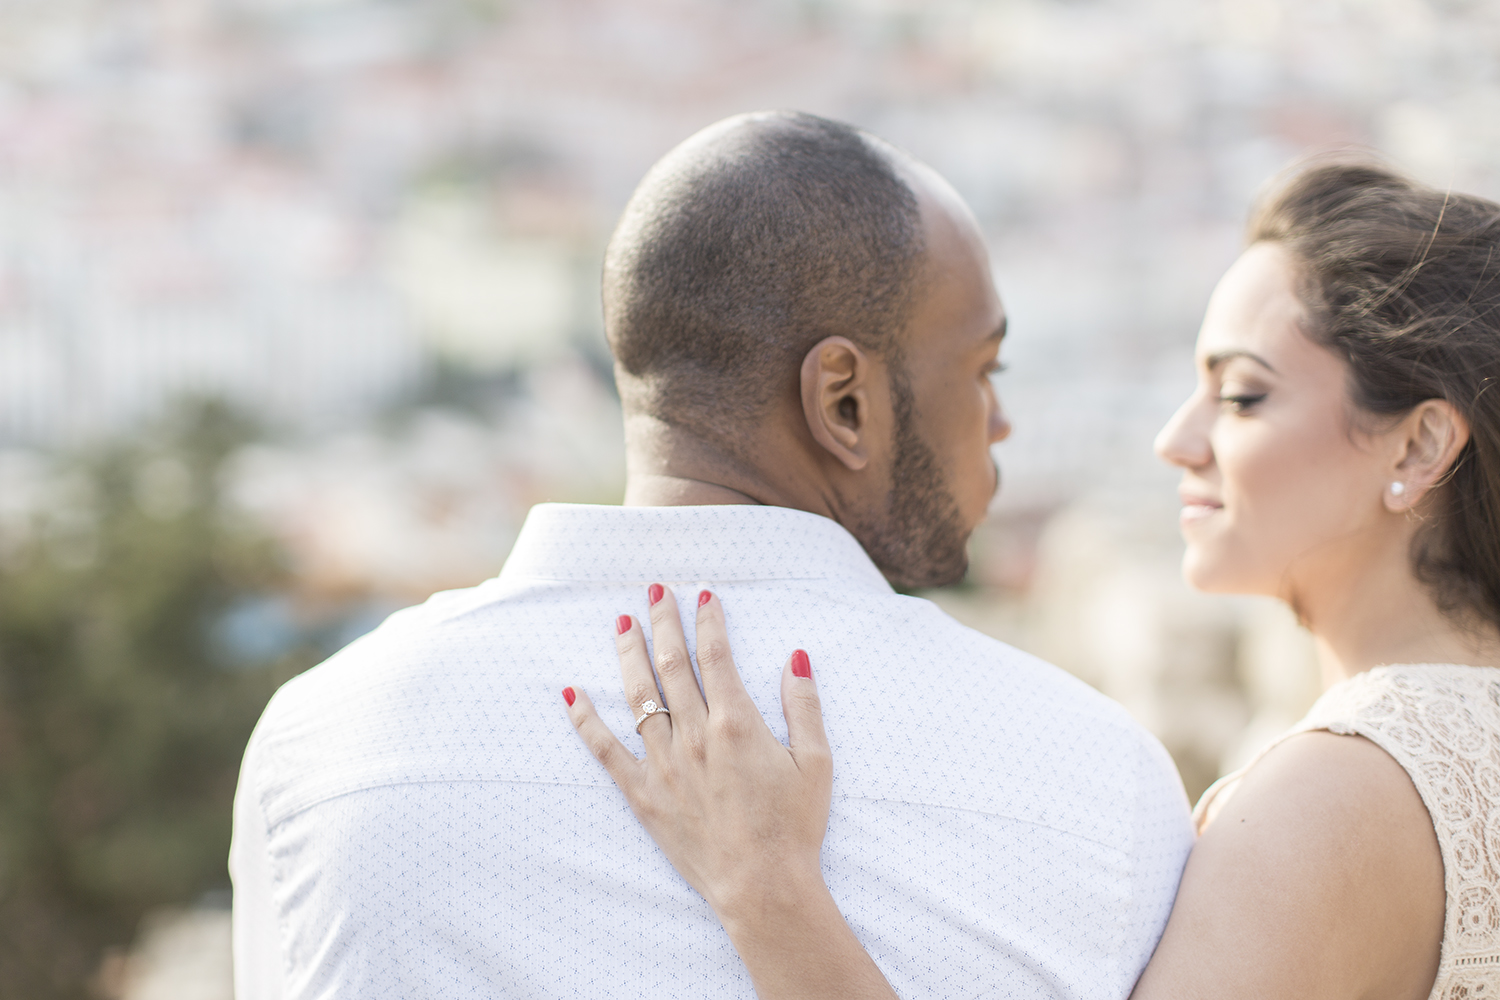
[1205,348,1277,373]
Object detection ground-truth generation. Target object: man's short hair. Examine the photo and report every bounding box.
[603,110,926,433]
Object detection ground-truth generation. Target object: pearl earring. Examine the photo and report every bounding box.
[1390,482,1406,497]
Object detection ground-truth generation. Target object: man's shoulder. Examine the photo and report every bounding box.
[263,578,522,706]
[241,579,525,800]
[806,592,1190,840]
[897,594,1157,737]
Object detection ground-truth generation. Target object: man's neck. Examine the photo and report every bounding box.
[624,473,762,507]
[620,411,827,512]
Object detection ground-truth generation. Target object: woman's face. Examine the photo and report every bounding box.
[1155,241,1392,600]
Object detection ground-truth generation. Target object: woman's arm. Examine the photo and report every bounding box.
[1130,730,1443,1000]
[565,586,1445,1000]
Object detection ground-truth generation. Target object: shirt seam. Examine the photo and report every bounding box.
[262,774,1133,854]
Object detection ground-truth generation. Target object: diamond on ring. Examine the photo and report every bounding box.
[634,699,670,733]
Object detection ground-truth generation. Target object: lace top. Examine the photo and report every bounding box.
[1195,664,1500,1000]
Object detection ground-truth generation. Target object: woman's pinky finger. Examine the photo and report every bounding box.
[563,686,644,793]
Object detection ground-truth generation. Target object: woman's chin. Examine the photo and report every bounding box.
[1180,547,1235,594]
[1180,548,1272,597]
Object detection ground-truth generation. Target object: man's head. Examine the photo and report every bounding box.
[605,111,1009,588]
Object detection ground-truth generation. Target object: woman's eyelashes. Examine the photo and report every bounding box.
[1212,370,1270,413]
[1217,389,1268,413]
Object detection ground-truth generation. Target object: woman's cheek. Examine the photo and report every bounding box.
[1183,426,1257,590]
[1218,426,1307,593]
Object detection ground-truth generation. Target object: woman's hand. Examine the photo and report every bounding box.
[563,586,898,999]
[562,585,832,921]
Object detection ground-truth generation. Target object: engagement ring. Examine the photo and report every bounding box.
[634,699,670,732]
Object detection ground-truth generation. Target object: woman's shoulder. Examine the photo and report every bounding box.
[1295,664,1500,832]
[1197,663,1500,829]
[1199,707,1446,896]
[1183,663,1500,998]
[1136,727,1445,1000]
[1234,725,1441,827]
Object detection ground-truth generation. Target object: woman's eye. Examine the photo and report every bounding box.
[984,361,1008,378]
[1217,392,1267,413]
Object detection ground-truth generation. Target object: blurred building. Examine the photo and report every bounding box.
[224,357,625,600]
[3,0,1497,455]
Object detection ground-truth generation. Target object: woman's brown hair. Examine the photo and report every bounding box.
[1249,161,1500,627]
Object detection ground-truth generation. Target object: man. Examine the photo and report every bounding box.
[231,111,1193,999]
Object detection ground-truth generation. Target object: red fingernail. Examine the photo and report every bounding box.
[562,687,576,706]
[649,583,664,605]
[791,650,811,678]
[698,589,712,607]
[616,614,631,635]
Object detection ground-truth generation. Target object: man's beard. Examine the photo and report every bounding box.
[854,370,977,590]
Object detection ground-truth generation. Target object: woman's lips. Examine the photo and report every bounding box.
[1180,504,1220,524]
[1179,496,1223,524]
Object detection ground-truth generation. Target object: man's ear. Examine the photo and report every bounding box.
[1386,399,1470,513]
[801,336,871,471]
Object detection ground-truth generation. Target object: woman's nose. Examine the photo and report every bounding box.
[1154,393,1212,469]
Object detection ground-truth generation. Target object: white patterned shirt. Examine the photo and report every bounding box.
[230,503,1194,999]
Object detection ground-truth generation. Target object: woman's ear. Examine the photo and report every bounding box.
[1387,399,1470,513]
[801,336,871,471]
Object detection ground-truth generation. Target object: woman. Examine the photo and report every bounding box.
[563,161,1500,999]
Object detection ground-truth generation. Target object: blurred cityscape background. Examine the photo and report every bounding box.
[2,0,1498,996]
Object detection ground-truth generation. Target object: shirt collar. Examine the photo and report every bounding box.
[499,503,894,592]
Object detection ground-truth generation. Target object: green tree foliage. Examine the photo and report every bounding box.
[0,401,318,999]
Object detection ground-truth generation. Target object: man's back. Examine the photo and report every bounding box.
[232,503,1193,999]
